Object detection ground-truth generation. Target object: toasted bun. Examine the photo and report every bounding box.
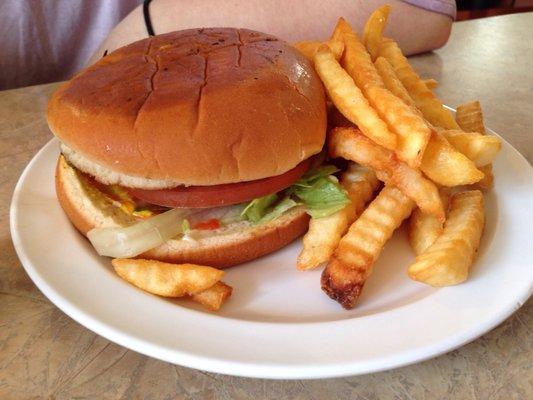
[48,28,327,188]
[56,156,310,268]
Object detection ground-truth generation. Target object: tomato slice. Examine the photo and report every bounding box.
[126,159,310,208]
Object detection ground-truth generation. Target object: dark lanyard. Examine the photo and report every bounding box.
[143,0,155,36]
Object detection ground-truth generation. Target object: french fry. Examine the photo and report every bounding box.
[455,101,496,189]
[379,38,460,130]
[420,131,485,186]
[456,101,486,134]
[327,18,346,61]
[472,164,494,191]
[322,185,414,309]
[112,258,224,297]
[294,21,344,65]
[374,56,416,107]
[408,190,485,286]
[408,188,451,255]
[422,78,438,90]
[329,127,444,220]
[314,44,397,150]
[442,130,501,167]
[363,4,391,61]
[339,19,430,167]
[297,164,380,270]
[190,281,233,311]
[293,40,321,62]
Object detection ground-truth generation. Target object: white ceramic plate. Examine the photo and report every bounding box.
[10,133,533,379]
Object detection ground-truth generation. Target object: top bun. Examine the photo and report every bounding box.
[47,28,327,187]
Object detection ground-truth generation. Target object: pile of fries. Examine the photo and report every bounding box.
[295,5,500,309]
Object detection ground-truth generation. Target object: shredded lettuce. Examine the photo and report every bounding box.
[241,194,278,223]
[181,219,190,233]
[258,197,298,223]
[292,165,340,188]
[241,165,350,223]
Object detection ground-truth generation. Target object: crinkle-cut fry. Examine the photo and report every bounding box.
[471,164,494,191]
[338,18,384,90]
[408,190,485,286]
[339,19,430,167]
[456,101,486,134]
[327,18,346,61]
[442,130,501,167]
[454,101,496,189]
[363,4,391,61]
[190,281,232,311]
[374,56,416,107]
[322,186,414,309]
[329,127,444,220]
[420,130,485,186]
[365,86,431,168]
[297,164,380,270]
[408,188,451,255]
[379,38,459,130]
[112,259,224,297]
[293,40,321,62]
[422,78,438,90]
[314,44,397,150]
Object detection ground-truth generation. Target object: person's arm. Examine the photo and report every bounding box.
[89,0,452,65]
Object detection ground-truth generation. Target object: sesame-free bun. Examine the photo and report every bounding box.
[48,28,327,188]
[55,156,310,268]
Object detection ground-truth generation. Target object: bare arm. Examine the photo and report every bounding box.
[89,0,452,65]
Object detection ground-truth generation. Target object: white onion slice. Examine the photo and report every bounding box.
[87,208,189,258]
[86,204,246,258]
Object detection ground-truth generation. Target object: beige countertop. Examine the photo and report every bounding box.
[1,13,532,399]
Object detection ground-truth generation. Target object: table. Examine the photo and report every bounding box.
[1,13,531,399]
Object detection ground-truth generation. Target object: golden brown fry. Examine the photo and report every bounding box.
[379,38,459,129]
[327,18,345,61]
[442,130,501,167]
[471,164,494,191]
[455,101,496,189]
[363,4,391,61]
[456,101,486,134]
[314,44,397,149]
[374,56,416,107]
[322,186,414,309]
[339,19,430,167]
[420,131,485,186]
[408,190,485,286]
[408,188,451,255]
[293,40,321,62]
[339,18,383,89]
[190,281,232,311]
[329,127,444,220]
[112,259,224,297]
[366,86,431,167]
[297,164,380,270]
[422,78,438,90]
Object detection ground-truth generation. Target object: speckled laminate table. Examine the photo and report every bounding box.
[1,13,532,400]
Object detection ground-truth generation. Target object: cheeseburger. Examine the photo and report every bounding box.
[48,28,349,267]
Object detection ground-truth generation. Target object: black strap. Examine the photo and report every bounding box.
[143,0,155,36]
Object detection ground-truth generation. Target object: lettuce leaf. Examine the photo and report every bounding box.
[241,193,278,223]
[241,165,350,223]
[258,197,298,223]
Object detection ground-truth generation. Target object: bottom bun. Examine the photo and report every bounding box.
[55,155,310,268]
